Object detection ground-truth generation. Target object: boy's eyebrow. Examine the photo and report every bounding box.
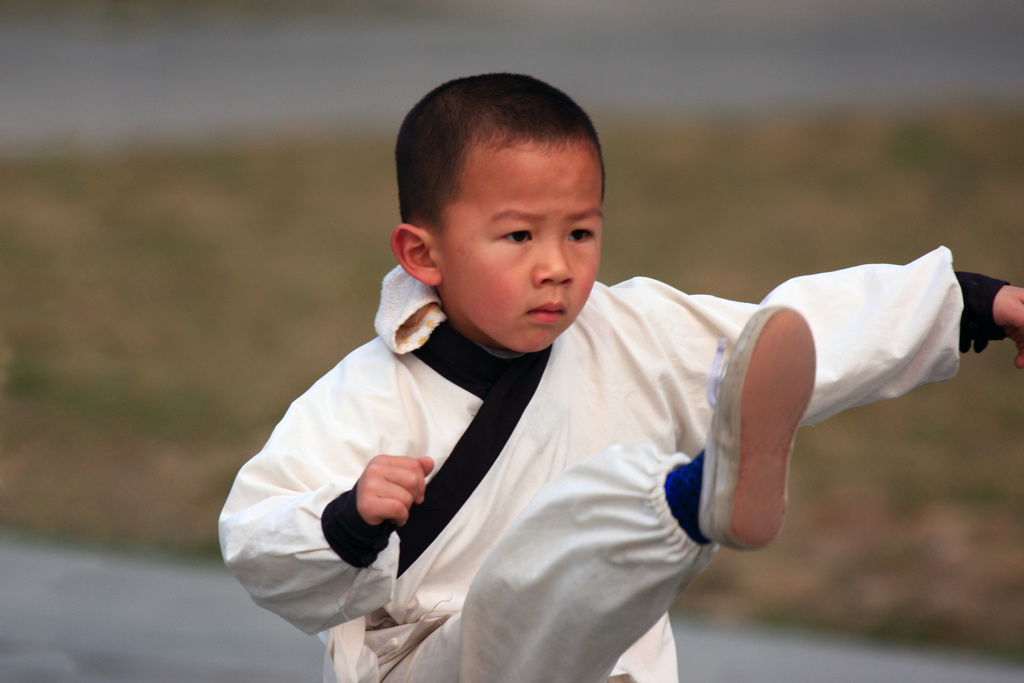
[568,208,604,222]
[491,208,603,223]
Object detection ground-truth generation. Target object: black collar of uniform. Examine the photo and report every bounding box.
[399,321,552,576]
[414,321,525,399]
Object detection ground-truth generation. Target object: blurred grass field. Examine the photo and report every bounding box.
[2,106,1023,659]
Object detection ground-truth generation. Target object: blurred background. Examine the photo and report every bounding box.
[2,0,1023,664]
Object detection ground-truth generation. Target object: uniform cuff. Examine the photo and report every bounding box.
[321,486,395,567]
[956,271,1009,353]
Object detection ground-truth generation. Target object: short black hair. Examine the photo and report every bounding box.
[395,73,604,229]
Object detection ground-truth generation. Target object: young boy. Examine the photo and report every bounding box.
[219,73,1024,683]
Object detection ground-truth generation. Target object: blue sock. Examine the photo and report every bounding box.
[664,452,710,545]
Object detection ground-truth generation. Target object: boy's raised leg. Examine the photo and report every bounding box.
[455,443,714,683]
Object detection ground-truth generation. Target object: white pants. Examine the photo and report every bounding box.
[381,443,717,683]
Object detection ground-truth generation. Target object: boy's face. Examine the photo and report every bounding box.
[429,140,603,353]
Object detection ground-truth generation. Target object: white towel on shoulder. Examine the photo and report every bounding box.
[374,266,447,354]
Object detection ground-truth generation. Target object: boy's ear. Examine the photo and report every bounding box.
[390,223,443,287]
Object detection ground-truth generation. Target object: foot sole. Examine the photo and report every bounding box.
[729,309,815,547]
[702,307,817,549]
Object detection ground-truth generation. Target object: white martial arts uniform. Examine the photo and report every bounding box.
[219,247,962,683]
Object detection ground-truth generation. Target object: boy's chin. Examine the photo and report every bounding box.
[501,331,564,354]
[459,321,569,354]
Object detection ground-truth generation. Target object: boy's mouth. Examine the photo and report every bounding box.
[528,304,565,324]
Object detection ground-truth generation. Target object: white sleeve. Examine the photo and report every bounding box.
[600,246,961,452]
[758,246,962,424]
[217,339,449,636]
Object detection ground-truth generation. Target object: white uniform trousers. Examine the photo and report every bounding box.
[382,443,716,683]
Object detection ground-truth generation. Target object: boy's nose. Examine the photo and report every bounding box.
[535,245,572,286]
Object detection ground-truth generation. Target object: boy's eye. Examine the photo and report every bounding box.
[506,231,531,243]
[569,229,592,241]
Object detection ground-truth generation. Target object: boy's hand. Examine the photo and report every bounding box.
[993,285,1024,369]
[356,455,435,526]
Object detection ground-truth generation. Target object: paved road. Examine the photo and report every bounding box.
[4,535,1024,683]
[2,1,1023,152]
